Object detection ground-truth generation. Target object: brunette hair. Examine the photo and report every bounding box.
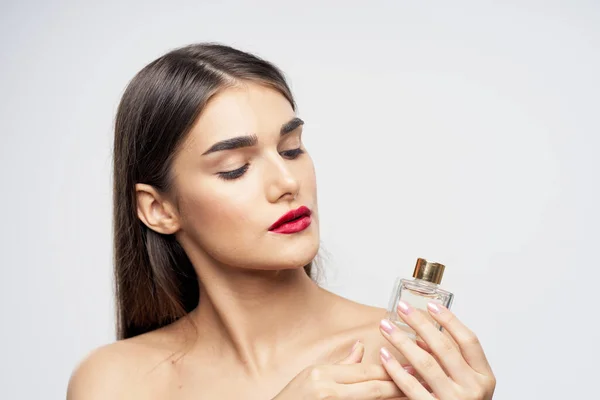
[112,43,314,340]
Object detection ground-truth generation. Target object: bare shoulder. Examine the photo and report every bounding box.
[67,329,187,400]
[67,341,136,399]
[327,291,388,329]
[327,293,408,364]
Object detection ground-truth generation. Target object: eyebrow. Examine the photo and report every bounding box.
[202,117,304,156]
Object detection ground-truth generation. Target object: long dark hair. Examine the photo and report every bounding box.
[112,43,314,340]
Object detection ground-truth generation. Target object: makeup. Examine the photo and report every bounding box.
[386,258,454,339]
[269,206,312,234]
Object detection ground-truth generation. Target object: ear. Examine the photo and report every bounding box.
[135,183,180,235]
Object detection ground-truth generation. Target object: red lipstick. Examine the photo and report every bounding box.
[269,206,312,234]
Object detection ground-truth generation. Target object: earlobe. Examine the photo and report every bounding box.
[135,183,180,235]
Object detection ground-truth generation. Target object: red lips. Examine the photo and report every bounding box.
[269,206,312,233]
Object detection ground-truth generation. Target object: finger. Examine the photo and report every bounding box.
[426,303,493,375]
[413,341,441,391]
[338,380,403,399]
[379,319,454,395]
[324,363,392,384]
[338,341,365,365]
[415,339,432,353]
[417,330,461,370]
[394,301,473,385]
[379,347,433,400]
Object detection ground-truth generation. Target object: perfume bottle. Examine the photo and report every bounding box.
[386,258,454,339]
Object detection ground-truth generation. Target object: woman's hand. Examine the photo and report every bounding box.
[272,341,405,399]
[378,301,496,400]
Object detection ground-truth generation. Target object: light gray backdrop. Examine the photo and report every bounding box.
[1,1,598,399]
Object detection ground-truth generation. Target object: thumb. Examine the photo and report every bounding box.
[337,341,364,365]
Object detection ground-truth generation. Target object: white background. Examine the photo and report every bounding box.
[1,1,598,398]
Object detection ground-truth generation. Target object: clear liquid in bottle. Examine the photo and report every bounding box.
[386,258,454,340]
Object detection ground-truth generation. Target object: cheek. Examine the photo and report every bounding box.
[177,177,266,256]
[300,157,318,204]
[181,185,255,234]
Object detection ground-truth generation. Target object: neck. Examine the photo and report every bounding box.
[186,258,331,375]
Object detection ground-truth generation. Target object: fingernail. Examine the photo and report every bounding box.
[397,300,413,315]
[351,340,361,352]
[380,347,392,363]
[427,302,442,314]
[380,319,395,335]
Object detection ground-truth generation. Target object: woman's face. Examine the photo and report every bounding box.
[171,81,319,271]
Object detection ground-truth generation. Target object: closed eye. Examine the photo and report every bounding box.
[280,148,304,159]
[217,148,304,181]
[217,164,249,181]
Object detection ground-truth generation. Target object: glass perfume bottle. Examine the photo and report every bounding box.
[386,258,454,339]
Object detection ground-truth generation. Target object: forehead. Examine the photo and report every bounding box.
[188,82,295,146]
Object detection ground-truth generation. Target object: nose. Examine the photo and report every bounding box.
[265,153,300,203]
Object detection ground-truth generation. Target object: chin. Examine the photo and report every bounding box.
[258,238,320,271]
[273,250,319,271]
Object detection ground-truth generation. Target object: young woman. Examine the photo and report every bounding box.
[67,43,496,399]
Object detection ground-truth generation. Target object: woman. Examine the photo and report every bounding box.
[67,43,496,399]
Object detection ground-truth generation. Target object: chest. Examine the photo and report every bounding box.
[137,365,298,400]
[130,323,401,399]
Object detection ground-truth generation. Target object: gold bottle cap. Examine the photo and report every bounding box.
[413,258,445,284]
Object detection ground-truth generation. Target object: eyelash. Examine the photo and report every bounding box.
[217,148,305,181]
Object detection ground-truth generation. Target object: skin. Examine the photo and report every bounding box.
[67,82,495,399]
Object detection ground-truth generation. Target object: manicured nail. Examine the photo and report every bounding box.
[397,300,413,315]
[427,302,442,314]
[380,319,395,335]
[380,347,393,363]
